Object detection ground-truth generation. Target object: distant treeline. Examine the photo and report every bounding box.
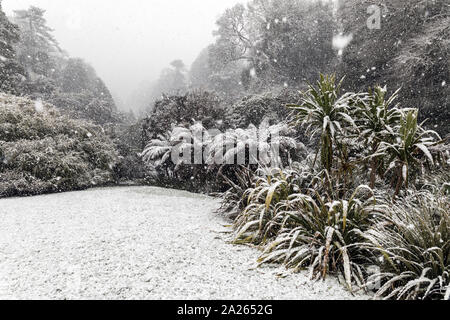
[133,0,449,135]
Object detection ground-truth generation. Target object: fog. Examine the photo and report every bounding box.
[3,0,244,109]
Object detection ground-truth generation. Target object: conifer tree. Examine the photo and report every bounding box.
[0,0,25,93]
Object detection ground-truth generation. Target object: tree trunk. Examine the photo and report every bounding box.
[394,167,403,198]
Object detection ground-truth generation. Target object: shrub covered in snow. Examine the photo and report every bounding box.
[143,90,225,139]
[110,120,146,182]
[141,120,304,194]
[0,93,118,197]
[224,89,301,129]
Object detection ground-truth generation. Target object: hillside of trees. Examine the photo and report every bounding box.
[0,2,142,194]
[1,4,128,126]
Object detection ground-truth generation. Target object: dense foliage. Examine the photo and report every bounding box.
[143,90,225,138]
[338,0,449,136]
[219,74,449,300]
[0,4,123,126]
[0,94,117,197]
[0,1,25,94]
[142,120,303,193]
[183,0,450,134]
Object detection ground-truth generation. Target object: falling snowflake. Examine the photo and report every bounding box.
[332,34,353,54]
[249,68,257,78]
[35,99,44,113]
[442,81,446,87]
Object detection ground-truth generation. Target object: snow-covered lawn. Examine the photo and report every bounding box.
[0,187,368,300]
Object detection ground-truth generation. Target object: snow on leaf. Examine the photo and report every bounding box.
[416,143,434,165]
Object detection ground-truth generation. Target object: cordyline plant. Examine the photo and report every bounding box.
[356,86,402,188]
[363,191,449,300]
[377,109,442,197]
[288,74,359,173]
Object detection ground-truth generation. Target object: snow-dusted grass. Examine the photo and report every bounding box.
[0,187,369,300]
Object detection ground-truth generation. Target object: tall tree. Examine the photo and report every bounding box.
[338,0,449,134]
[0,0,25,93]
[189,47,212,89]
[209,0,336,94]
[49,58,118,125]
[143,59,188,113]
[12,6,61,78]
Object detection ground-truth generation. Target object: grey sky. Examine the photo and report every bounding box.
[3,0,244,108]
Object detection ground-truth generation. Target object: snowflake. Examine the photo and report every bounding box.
[35,100,44,113]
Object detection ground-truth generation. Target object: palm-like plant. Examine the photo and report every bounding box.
[141,133,172,168]
[356,86,402,187]
[206,119,301,168]
[141,123,208,179]
[378,109,442,197]
[288,74,358,172]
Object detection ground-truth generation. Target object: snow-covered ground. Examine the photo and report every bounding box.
[0,187,369,300]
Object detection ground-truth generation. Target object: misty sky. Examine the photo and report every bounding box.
[3,0,245,108]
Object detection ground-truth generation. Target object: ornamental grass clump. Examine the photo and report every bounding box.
[258,185,377,290]
[233,167,306,245]
[364,191,449,300]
